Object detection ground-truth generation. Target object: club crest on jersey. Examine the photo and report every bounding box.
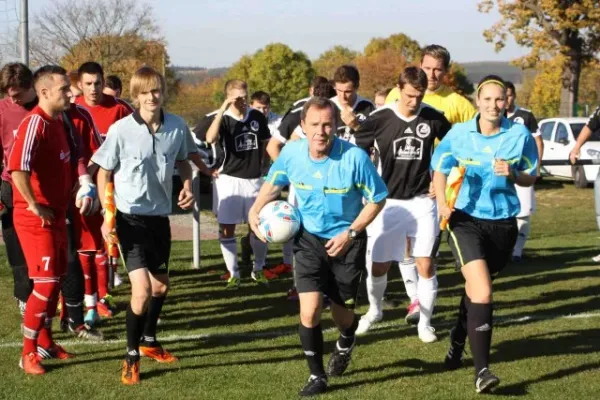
[393,137,423,160]
[356,113,367,123]
[416,123,431,138]
[513,117,525,125]
[235,132,258,152]
[250,120,260,132]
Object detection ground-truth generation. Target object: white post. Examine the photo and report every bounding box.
[20,0,29,66]
[192,169,201,269]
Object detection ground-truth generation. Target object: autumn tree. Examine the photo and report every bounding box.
[166,78,220,125]
[354,49,408,97]
[478,0,600,116]
[364,33,422,62]
[313,46,359,78]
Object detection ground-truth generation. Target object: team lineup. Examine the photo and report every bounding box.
[3,42,597,396]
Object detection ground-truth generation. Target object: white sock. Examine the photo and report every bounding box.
[513,216,530,257]
[417,275,438,329]
[399,258,419,302]
[219,237,239,278]
[84,293,97,308]
[282,239,294,265]
[250,232,268,271]
[366,274,387,318]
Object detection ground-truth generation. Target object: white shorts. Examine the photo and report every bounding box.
[515,184,535,218]
[213,174,263,224]
[367,196,438,262]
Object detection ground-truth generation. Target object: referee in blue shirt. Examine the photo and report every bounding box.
[431,75,538,394]
[249,97,387,396]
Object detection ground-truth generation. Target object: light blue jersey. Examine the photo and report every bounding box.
[266,137,388,239]
[431,116,538,220]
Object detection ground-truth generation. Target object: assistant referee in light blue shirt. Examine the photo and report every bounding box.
[249,97,387,397]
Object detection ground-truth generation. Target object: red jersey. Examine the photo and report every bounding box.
[74,94,133,137]
[0,97,38,182]
[68,104,103,163]
[8,106,74,213]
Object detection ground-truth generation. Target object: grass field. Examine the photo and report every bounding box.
[1,178,600,400]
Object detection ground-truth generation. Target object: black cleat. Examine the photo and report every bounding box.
[475,368,500,394]
[299,375,328,397]
[68,322,104,341]
[444,327,466,370]
[326,341,354,377]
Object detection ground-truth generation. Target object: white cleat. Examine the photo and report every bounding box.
[113,272,123,287]
[592,253,600,263]
[418,326,438,343]
[355,313,382,336]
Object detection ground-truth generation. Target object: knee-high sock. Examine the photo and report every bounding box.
[282,239,294,265]
[22,280,59,355]
[126,304,147,356]
[467,302,493,375]
[250,232,267,271]
[95,250,108,298]
[37,290,59,349]
[512,216,530,257]
[299,324,325,377]
[366,273,387,318]
[219,237,239,278]
[337,315,359,349]
[399,258,418,302]
[417,275,438,328]
[79,252,97,309]
[142,296,166,343]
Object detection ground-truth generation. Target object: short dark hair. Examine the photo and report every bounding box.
[375,87,393,98]
[312,80,336,98]
[301,96,336,122]
[333,65,360,88]
[504,81,516,93]
[398,67,428,92]
[311,75,329,89]
[77,62,104,80]
[105,75,123,92]
[477,74,506,97]
[0,63,33,94]
[250,90,270,105]
[421,44,451,70]
[33,65,67,88]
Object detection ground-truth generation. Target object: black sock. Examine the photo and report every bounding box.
[65,300,84,326]
[126,304,146,357]
[299,324,325,377]
[337,315,359,350]
[467,302,493,375]
[142,296,166,344]
[452,294,469,345]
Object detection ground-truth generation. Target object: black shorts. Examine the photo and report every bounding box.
[293,228,367,309]
[116,212,171,275]
[447,210,518,275]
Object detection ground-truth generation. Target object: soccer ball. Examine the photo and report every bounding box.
[258,200,302,243]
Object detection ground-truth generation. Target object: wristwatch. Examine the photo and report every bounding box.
[347,229,358,240]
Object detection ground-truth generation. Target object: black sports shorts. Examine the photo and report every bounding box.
[293,227,366,309]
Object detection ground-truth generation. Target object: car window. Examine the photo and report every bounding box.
[572,123,600,141]
[554,123,569,144]
[540,122,555,141]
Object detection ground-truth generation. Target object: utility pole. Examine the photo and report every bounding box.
[20,0,28,66]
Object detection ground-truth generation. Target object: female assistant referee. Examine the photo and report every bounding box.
[431,75,539,394]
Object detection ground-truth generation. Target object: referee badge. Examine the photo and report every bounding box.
[416,123,431,138]
[250,120,260,132]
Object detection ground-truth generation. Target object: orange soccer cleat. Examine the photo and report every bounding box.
[139,344,178,363]
[20,352,45,375]
[270,263,293,276]
[121,357,140,385]
[37,343,74,360]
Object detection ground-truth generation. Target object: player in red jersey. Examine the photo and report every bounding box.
[9,65,96,375]
[74,62,133,318]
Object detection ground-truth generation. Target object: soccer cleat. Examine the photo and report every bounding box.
[121,356,140,385]
[263,269,278,280]
[251,270,269,285]
[299,375,328,397]
[475,368,500,393]
[287,286,299,301]
[220,271,231,281]
[68,322,104,341]
[418,325,438,343]
[60,318,69,332]
[113,272,124,287]
[20,352,45,375]
[405,299,420,325]
[444,327,466,370]
[355,312,382,336]
[270,263,293,276]
[512,255,522,263]
[97,299,114,319]
[17,299,26,317]
[84,309,100,326]
[592,253,600,263]
[139,343,178,363]
[226,276,240,290]
[37,344,74,360]
[326,341,355,377]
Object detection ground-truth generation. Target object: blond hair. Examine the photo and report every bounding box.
[130,66,165,107]
[224,79,247,94]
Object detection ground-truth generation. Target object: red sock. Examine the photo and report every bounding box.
[79,252,97,309]
[22,282,58,355]
[95,251,108,299]
[37,290,59,349]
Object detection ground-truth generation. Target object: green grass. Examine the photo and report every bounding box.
[1,178,600,399]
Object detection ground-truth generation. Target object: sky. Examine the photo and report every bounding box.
[11,0,528,68]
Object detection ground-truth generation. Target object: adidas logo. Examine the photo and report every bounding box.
[404,127,414,134]
[128,350,139,356]
[313,171,323,179]
[482,146,493,154]
[304,350,316,356]
[475,323,491,332]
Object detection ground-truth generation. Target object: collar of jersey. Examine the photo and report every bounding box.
[132,109,165,126]
[224,107,253,122]
[506,106,521,118]
[467,114,511,136]
[330,94,366,111]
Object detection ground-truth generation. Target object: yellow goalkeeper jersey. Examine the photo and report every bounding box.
[385,85,476,125]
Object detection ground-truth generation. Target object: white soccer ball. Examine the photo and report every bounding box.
[258,200,302,243]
